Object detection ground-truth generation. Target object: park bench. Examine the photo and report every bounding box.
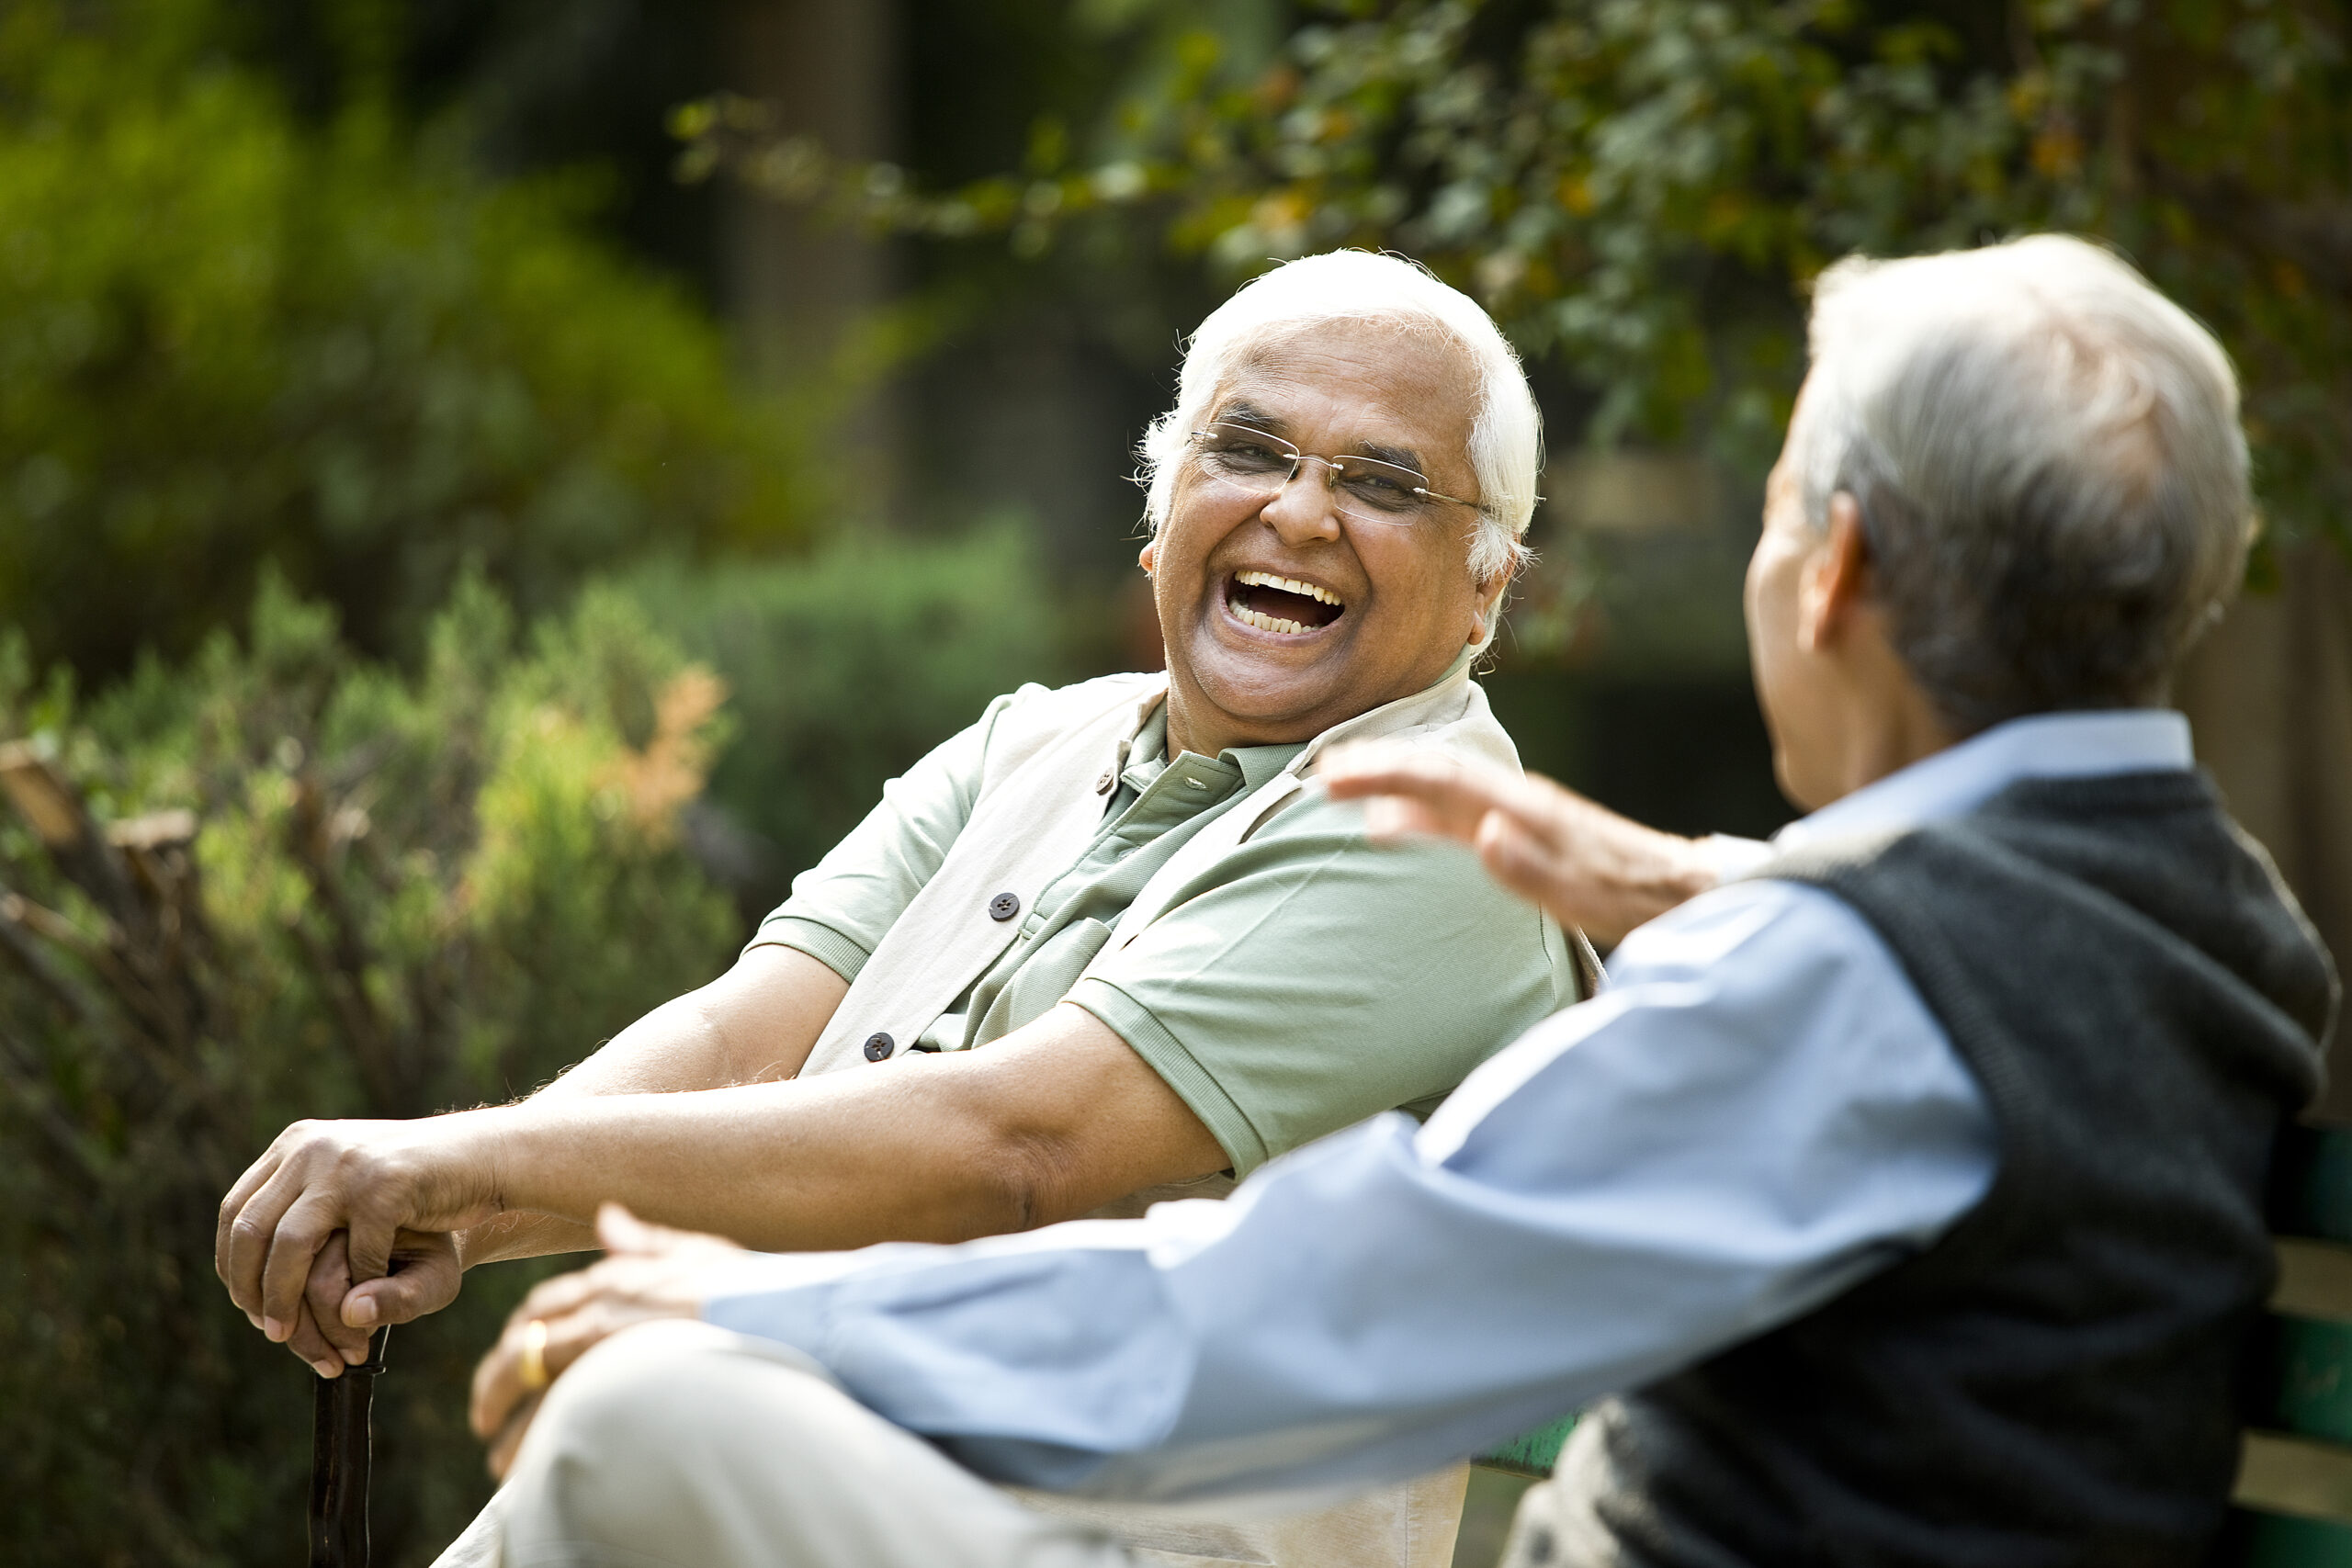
[1469,1120,2352,1566]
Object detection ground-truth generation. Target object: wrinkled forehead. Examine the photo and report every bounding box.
[1210,317,1481,468]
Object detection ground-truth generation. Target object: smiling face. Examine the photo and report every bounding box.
[1143,319,1494,758]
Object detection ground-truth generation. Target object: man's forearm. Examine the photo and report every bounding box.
[456,944,854,1267]
[480,1080,1021,1250]
[457,1211,597,1269]
[467,1006,1225,1254]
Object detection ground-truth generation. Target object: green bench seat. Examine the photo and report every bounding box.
[1471,1122,2352,1565]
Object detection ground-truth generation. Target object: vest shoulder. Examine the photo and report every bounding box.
[1756,773,2337,1057]
[975,671,1165,781]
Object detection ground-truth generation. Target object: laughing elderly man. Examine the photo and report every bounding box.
[217,251,1591,1568]
[453,234,2332,1568]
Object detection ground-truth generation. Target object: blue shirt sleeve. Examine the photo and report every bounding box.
[700,879,1998,1504]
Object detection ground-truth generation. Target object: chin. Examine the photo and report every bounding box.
[1178,637,1344,731]
[1193,662,1338,728]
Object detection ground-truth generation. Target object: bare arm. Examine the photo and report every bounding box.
[238,942,848,1376]
[490,1003,1216,1248]
[242,691,997,1377]
[220,1002,1223,1353]
[454,943,852,1268]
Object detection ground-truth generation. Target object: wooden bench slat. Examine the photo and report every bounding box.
[2238,1429,2352,1527]
[2278,1241,2352,1325]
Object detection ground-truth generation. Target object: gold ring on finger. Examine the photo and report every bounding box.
[518,1318,549,1393]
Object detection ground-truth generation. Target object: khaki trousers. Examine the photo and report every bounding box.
[436,1320,1134,1568]
[433,1321,1466,1568]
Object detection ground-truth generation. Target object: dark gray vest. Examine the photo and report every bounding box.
[1552,770,2335,1568]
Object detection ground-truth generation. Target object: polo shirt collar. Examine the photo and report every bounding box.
[1121,704,1301,796]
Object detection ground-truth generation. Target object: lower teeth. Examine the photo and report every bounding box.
[1233,604,1307,635]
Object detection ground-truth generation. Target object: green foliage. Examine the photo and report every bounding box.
[689,0,2352,547]
[0,574,739,1565]
[0,0,807,680]
[624,519,1079,897]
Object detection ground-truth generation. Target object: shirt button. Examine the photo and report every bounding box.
[863,1032,894,1061]
[1095,769,1116,795]
[1183,776,1210,791]
[989,891,1021,921]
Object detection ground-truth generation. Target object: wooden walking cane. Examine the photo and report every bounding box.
[309,1327,390,1568]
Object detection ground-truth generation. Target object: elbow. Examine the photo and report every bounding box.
[971,1125,1083,1236]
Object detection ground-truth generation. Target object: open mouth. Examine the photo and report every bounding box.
[1227,570,1346,636]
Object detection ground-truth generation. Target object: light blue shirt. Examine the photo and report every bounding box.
[702,709,2198,1506]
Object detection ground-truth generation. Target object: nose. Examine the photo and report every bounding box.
[1259,459,1346,546]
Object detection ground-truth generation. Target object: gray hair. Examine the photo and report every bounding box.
[1792,234,2253,733]
[1138,251,1542,589]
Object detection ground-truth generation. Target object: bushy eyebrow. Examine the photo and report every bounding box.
[1209,400,1283,434]
[1355,440,1427,474]
[1206,400,1430,476]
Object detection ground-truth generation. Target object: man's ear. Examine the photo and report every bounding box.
[1798,491,1873,652]
[1137,540,1157,576]
[1467,577,1506,646]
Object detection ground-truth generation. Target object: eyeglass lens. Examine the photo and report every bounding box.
[1193,423,1434,525]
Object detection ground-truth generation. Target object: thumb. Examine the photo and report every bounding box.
[343,1247,460,1329]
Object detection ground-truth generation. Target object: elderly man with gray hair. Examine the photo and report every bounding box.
[219,250,1591,1568]
[441,232,2335,1568]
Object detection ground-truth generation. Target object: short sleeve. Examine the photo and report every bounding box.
[1066,793,1569,1175]
[744,695,1009,983]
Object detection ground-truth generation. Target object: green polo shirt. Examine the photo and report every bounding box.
[750,688,1576,1176]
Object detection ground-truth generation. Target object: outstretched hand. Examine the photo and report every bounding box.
[1319,741,1725,947]
[470,1204,741,1479]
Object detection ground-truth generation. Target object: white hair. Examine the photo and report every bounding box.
[1790,233,2252,731]
[1138,251,1542,588]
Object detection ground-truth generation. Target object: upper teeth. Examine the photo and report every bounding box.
[1236,570,1340,607]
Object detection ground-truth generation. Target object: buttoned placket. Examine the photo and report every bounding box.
[1007,746,1246,950]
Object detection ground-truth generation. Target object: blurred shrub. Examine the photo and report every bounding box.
[0,0,806,680]
[625,519,1080,910]
[0,573,739,1565]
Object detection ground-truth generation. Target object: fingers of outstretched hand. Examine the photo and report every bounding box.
[1321,747,1522,843]
[1359,794,1451,842]
[344,1229,463,1330]
[469,1239,721,1444]
[1475,811,1576,919]
[594,1201,701,1256]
